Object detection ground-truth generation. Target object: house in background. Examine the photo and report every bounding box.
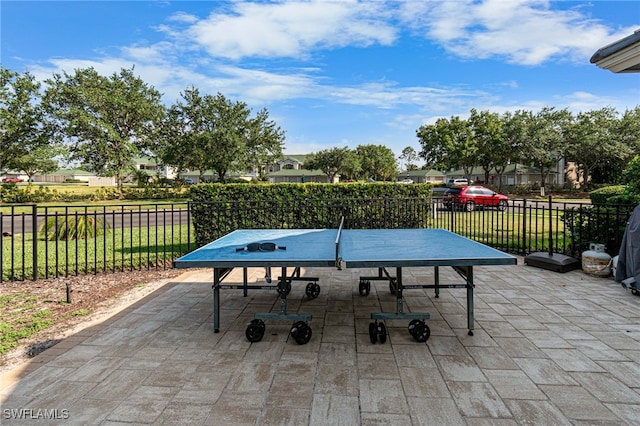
[397,169,445,184]
[133,156,177,181]
[267,155,338,183]
[267,168,330,183]
[267,155,307,174]
[446,162,565,187]
[35,169,114,186]
[176,155,335,184]
[1,171,29,182]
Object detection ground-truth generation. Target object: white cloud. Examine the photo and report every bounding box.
[184,0,397,60]
[167,11,199,24]
[23,0,636,131]
[400,0,637,65]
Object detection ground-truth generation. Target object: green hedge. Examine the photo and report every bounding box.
[189,182,434,245]
[0,184,185,203]
[189,182,433,201]
[589,185,626,205]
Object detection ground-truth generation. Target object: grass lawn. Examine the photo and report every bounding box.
[2,225,194,281]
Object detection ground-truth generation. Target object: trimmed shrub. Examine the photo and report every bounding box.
[188,182,434,245]
[589,185,626,205]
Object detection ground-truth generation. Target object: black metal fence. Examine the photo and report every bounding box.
[1,198,635,282]
[431,197,633,259]
[1,203,193,282]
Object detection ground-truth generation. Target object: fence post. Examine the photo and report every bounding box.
[187,201,192,252]
[0,212,3,281]
[521,199,527,256]
[32,204,38,281]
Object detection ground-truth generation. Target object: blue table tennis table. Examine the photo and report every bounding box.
[173,225,516,344]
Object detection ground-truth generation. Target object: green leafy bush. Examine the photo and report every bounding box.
[561,204,635,256]
[123,187,183,200]
[622,155,640,195]
[589,185,626,205]
[604,193,640,206]
[189,182,434,245]
[89,187,120,201]
[0,183,62,203]
[38,215,110,241]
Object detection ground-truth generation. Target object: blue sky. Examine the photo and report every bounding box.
[2,0,640,162]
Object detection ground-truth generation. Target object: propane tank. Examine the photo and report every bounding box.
[582,243,612,277]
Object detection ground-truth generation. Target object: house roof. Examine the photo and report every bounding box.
[267,168,325,177]
[280,155,308,164]
[590,29,640,73]
[400,169,445,178]
[133,156,161,166]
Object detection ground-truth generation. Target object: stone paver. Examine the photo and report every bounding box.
[1,257,640,425]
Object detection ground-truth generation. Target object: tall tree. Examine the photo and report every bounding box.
[43,67,165,198]
[14,144,66,181]
[496,110,527,190]
[618,106,640,157]
[157,88,256,182]
[156,87,208,180]
[398,146,419,171]
[469,109,503,184]
[565,107,628,190]
[0,68,52,174]
[356,144,397,181]
[304,146,352,182]
[416,120,447,168]
[622,155,640,196]
[520,107,571,195]
[339,150,362,181]
[208,93,251,182]
[417,116,477,180]
[245,108,285,180]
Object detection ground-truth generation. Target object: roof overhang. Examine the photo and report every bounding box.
[590,29,640,73]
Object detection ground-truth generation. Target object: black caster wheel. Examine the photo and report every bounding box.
[277,280,292,296]
[305,282,320,299]
[377,322,387,344]
[408,319,421,336]
[369,321,386,344]
[246,319,266,342]
[389,279,397,295]
[290,321,312,345]
[408,320,430,343]
[369,322,378,344]
[358,280,371,296]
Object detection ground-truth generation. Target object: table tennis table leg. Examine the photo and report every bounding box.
[243,268,248,297]
[434,266,440,298]
[466,267,474,336]
[251,266,314,345]
[213,268,221,333]
[395,267,404,314]
[369,267,431,344]
[278,266,288,314]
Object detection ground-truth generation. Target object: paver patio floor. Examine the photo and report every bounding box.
[1,258,639,425]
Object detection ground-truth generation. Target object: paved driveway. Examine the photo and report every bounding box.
[2,259,640,425]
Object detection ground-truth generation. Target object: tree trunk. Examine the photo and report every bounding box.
[116,173,125,200]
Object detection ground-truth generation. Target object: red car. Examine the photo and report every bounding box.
[2,177,23,183]
[443,185,509,212]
